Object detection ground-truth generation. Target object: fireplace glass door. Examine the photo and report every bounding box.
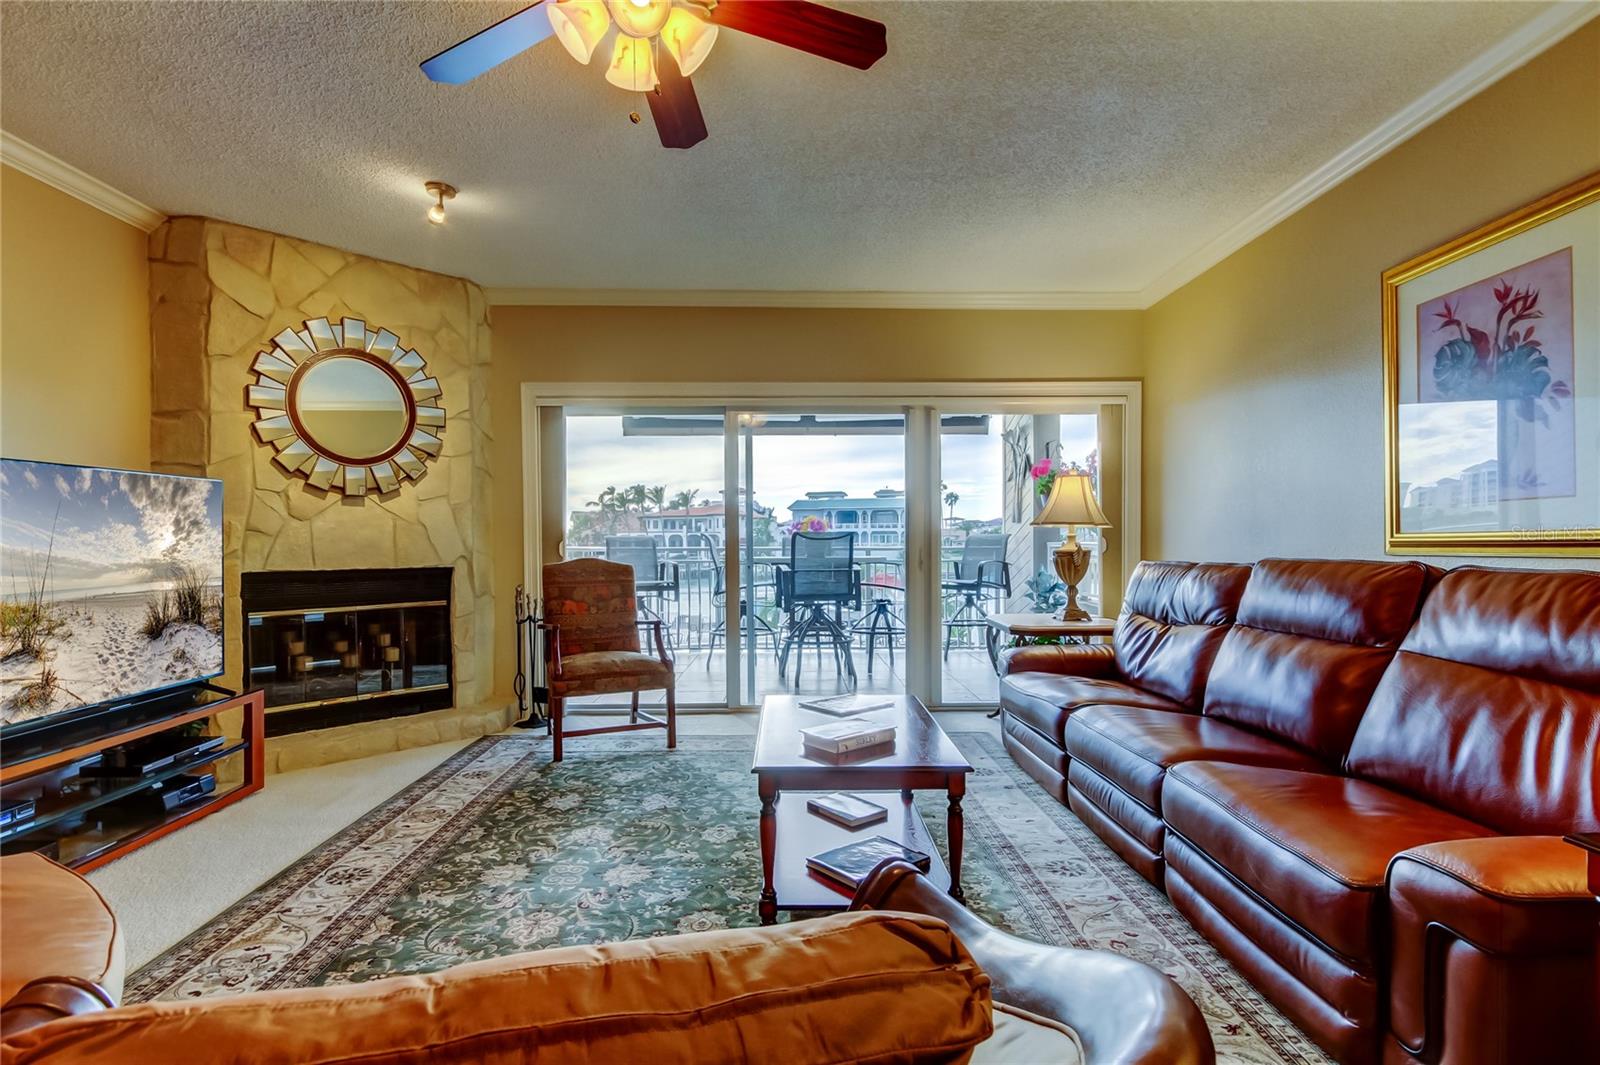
[246,600,450,712]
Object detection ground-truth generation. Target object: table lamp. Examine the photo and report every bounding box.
[1031,471,1112,622]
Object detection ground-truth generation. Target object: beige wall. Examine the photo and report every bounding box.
[0,164,151,468]
[1143,23,1600,569]
[488,306,1145,690]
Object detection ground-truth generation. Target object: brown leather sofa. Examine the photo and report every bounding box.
[1,851,1214,1065]
[1000,559,1600,1065]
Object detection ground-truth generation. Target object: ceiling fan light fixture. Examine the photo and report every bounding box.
[606,0,672,39]
[662,6,717,76]
[424,181,456,225]
[547,0,612,64]
[604,32,658,91]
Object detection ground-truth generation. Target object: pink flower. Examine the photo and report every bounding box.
[1030,458,1053,479]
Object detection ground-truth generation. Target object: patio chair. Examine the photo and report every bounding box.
[539,558,675,762]
[941,531,1011,660]
[775,531,860,686]
[694,533,779,666]
[604,534,680,649]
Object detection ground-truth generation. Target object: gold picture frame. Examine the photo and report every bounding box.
[1382,172,1600,556]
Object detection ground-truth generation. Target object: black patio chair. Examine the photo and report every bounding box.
[941,532,1011,660]
[775,531,860,686]
[694,532,780,666]
[604,535,681,650]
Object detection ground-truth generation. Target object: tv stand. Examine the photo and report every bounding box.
[0,690,264,870]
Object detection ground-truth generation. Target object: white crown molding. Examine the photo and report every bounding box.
[484,287,1145,310]
[0,130,165,232]
[1136,1,1600,306]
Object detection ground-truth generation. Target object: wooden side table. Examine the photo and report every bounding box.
[985,613,1115,717]
[984,612,1115,672]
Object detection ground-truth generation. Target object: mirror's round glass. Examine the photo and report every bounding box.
[293,354,411,462]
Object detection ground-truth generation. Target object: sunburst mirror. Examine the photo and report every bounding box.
[247,317,444,496]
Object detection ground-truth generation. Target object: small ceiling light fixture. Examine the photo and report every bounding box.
[425,181,457,225]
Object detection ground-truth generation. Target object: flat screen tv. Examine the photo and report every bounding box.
[1,459,224,737]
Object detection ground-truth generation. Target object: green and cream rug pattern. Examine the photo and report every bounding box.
[128,732,1330,1064]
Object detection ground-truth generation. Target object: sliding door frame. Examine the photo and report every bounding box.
[521,381,1143,710]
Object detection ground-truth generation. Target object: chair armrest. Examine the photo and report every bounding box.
[658,561,680,595]
[1387,836,1599,1060]
[977,559,1011,595]
[534,620,564,679]
[998,642,1118,678]
[852,861,1213,1065]
[644,619,672,666]
[1,977,114,1040]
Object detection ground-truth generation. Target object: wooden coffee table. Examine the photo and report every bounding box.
[752,694,973,925]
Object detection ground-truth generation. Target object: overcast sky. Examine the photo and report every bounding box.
[564,415,1099,526]
[1,460,222,599]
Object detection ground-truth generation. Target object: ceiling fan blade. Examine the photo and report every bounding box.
[647,62,709,150]
[709,0,887,70]
[421,2,555,84]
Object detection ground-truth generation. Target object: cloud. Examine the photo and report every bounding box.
[77,468,93,493]
[116,472,220,571]
[54,473,71,496]
[22,469,39,489]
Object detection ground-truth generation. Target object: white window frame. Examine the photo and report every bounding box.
[522,381,1142,709]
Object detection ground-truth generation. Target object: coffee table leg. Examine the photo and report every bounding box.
[759,777,779,925]
[947,776,966,903]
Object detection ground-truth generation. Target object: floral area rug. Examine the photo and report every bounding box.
[129,732,1330,1064]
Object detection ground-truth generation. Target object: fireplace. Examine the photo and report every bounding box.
[241,568,453,736]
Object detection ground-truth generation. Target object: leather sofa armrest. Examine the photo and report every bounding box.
[1387,836,1599,1061]
[0,977,114,1040]
[998,642,1118,678]
[853,860,1214,1065]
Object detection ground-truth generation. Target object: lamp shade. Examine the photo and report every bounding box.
[548,0,611,65]
[662,6,717,75]
[607,0,672,38]
[1032,472,1112,528]
[604,32,658,90]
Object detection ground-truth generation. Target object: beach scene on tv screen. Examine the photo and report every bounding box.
[0,460,223,727]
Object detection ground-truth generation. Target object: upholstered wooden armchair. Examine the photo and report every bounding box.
[539,558,676,762]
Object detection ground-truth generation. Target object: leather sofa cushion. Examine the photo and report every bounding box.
[1203,559,1431,761]
[1065,705,1325,812]
[0,855,124,1006]
[0,912,992,1065]
[1113,561,1251,708]
[1347,566,1600,835]
[1163,763,1492,963]
[1000,674,1184,747]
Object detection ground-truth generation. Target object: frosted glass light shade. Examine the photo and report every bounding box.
[662,6,717,75]
[607,0,672,38]
[548,0,611,64]
[1033,473,1112,528]
[605,32,659,91]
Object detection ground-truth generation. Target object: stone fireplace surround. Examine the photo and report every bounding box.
[146,216,513,770]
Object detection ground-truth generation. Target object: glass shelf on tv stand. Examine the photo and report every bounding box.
[0,738,247,849]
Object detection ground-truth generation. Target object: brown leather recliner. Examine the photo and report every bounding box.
[1066,558,1434,886]
[1003,560,1600,1065]
[998,560,1251,802]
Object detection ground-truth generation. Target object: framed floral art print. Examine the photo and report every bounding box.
[1383,171,1600,555]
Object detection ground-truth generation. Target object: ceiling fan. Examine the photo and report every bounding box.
[421,0,888,149]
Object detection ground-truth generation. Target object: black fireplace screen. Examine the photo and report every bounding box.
[241,568,453,733]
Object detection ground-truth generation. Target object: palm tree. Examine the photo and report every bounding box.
[944,489,960,522]
[667,489,696,512]
[624,484,649,513]
[645,485,667,512]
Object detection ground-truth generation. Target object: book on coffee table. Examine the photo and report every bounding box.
[806,792,889,829]
[806,835,932,889]
[799,720,896,755]
[799,694,896,717]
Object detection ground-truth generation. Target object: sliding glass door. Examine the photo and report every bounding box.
[530,388,1139,711]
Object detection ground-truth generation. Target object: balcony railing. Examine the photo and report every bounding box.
[562,538,1101,655]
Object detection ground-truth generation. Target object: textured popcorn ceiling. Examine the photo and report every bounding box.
[0,1,1555,293]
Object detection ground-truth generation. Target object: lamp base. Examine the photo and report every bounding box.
[1051,531,1094,624]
